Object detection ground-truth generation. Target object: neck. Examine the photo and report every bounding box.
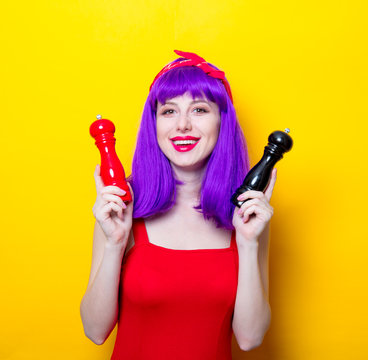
[171,162,207,206]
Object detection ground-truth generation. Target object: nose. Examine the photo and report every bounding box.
[176,113,192,132]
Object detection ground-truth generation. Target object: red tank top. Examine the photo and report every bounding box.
[111,218,239,360]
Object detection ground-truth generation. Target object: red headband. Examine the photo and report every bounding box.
[149,50,233,103]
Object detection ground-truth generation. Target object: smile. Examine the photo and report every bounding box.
[170,136,200,152]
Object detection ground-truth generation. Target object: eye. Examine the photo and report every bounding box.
[193,107,208,113]
[161,109,175,115]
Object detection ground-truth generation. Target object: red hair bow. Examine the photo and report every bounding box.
[149,50,233,103]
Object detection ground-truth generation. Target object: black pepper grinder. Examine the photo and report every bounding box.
[231,129,293,207]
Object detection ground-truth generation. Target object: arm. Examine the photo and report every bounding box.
[231,169,276,351]
[232,224,271,351]
[80,165,133,345]
[80,223,129,345]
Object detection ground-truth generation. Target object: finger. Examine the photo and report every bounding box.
[236,190,267,203]
[101,186,127,197]
[101,193,127,209]
[237,198,261,216]
[107,203,125,221]
[243,203,273,223]
[94,165,105,192]
[264,168,277,202]
[242,205,258,223]
[242,204,263,223]
[241,201,269,216]
[238,195,272,216]
[95,202,113,222]
[101,202,122,216]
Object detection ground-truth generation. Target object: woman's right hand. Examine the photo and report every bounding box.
[92,164,134,247]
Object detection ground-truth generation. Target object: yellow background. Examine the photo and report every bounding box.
[1,0,367,359]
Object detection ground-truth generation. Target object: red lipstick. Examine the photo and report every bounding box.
[170,136,200,152]
[170,136,200,141]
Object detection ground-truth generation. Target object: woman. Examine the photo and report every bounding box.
[80,50,276,359]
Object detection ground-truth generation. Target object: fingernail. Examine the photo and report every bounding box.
[238,209,242,215]
[237,195,243,200]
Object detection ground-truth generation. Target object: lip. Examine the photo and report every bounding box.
[170,136,201,141]
[170,136,200,153]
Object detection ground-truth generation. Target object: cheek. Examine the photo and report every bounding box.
[156,120,168,139]
[156,121,171,150]
[207,120,221,142]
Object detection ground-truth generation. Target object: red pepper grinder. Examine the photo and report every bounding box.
[90,115,132,203]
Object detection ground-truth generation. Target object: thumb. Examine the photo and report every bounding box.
[264,168,277,202]
[94,164,105,192]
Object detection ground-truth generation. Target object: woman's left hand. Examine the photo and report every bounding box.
[232,168,277,243]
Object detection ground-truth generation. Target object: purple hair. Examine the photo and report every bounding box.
[128,59,250,229]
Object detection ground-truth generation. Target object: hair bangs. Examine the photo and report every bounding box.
[149,65,228,111]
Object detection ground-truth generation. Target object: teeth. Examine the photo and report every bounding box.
[173,140,198,145]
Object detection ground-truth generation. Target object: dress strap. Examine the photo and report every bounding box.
[132,218,149,245]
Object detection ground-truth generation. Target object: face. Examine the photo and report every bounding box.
[156,92,221,172]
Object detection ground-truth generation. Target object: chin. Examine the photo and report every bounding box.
[170,157,208,171]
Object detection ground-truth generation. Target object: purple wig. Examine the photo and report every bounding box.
[128,58,250,229]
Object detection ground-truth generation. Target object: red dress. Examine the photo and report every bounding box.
[111,218,239,360]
